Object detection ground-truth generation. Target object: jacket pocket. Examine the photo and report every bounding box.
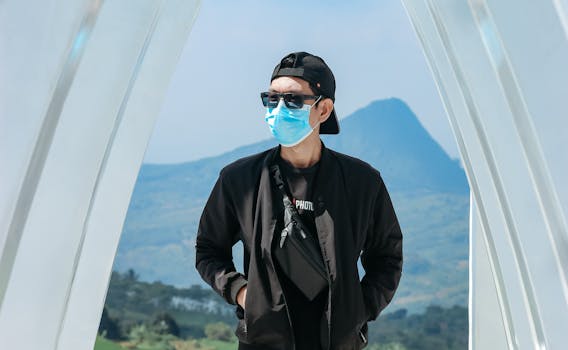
[352,282,370,349]
[336,323,369,350]
[243,302,290,344]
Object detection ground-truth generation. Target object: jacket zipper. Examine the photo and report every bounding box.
[309,159,332,350]
[312,211,332,349]
[321,245,332,350]
[314,198,332,350]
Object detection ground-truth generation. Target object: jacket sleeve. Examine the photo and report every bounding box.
[360,175,403,321]
[195,169,247,305]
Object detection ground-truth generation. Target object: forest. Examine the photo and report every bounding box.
[96,270,467,350]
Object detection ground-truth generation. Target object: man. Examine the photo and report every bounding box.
[195,52,403,350]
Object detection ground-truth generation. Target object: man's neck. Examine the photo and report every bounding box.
[279,135,322,168]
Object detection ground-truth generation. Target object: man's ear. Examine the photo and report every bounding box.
[317,98,334,124]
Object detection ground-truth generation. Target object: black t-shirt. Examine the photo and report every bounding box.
[273,155,327,350]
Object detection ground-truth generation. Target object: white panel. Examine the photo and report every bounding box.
[0,0,200,349]
[402,0,568,349]
[470,194,508,350]
[0,0,92,286]
[553,0,568,38]
[57,1,201,348]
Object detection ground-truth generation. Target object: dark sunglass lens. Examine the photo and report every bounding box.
[267,93,281,108]
[260,92,269,107]
[261,92,279,108]
[285,94,304,109]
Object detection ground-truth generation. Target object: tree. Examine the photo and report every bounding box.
[204,322,234,342]
[98,307,122,340]
[126,268,139,282]
[386,308,408,321]
[128,324,176,350]
[152,312,180,337]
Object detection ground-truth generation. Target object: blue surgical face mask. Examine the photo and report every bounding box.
[265,97,321,147]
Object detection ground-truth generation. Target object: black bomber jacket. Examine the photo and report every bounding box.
[195,143,403,350]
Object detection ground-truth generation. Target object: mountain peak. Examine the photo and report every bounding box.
[323,98,467,193]
[345,98,426,132]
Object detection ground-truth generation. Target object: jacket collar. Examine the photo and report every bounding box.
[261,140,337,207]
[264,141,333,171]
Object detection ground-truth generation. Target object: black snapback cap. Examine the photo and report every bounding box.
[271,52,339,134]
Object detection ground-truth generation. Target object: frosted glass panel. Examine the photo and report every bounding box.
[0,1,200,349]
[401,0,568,349]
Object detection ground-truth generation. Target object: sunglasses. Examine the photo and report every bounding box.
[260,92,321,109]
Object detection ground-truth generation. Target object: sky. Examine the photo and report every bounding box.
[143,0,458,164]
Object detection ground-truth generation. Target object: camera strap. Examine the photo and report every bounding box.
[270,164,313,247]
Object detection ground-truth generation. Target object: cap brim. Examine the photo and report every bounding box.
[320,109,339,134]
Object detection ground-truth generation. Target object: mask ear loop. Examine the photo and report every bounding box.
[308,95,323,109]
[304,95,323,131]
[299,94,322,112]
[307,95,325,130]
[300,96,324,144]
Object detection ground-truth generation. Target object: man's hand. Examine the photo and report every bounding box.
[237,285,247,309]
